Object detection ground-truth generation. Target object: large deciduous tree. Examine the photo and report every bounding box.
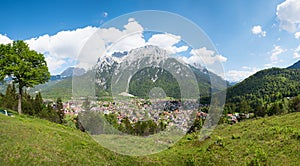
[0,40,50,114]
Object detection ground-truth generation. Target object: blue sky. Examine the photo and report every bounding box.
[1,0,300,82]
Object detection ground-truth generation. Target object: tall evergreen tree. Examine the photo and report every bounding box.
[34,92,43,115]
[2,84,17,110]
[56,97,64,124]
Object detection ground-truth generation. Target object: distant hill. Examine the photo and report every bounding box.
[29,68,86,99]
[30,77,72,99]
[1,109,299,165]
[287,60,300,69]
[226,67,300,106]
[61,67,85,77]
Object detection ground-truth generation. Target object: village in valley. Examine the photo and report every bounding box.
[54,93,254,135]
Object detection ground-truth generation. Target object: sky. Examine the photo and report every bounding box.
[1,0,300,82]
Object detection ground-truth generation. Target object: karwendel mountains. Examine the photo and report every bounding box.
[13,47,300,103]
[28,45,226,99]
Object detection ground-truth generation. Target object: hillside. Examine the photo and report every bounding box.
[226,68,300,104]
[30,77,72,100]
[0,113,137,165]
[1,111,299,165]
[287,60,300,69]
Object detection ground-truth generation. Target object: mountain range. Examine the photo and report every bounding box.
[2,46,300,104]
[28,45,227,99]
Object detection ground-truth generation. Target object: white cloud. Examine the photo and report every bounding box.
[103,12,108,18]
[107,33,146,54]
[293,45,300,58]
[147,33,188,54]
[26,26,99,74]
[25,18,190,74]
[276,0,300,32]
[45,56,66,73]
[0,34,13,44]
[26,18,148,74]
[226,67,260,82]
[188,47,227,65]
[270,45,286,62]
[128,18,135,22]
[251,25,266,37]
[295,32,300,39]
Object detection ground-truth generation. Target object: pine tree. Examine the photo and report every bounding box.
[56,97,64,124]
[2,84,17,110]
[34,92,43,115]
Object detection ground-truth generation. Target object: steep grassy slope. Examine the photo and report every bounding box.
[0,113,137,165]
[0,112,300,165]
[146,112,300,165]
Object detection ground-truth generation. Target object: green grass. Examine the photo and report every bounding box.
[0,113,137,165]
[1,112,300,165]
[30,78,72,100]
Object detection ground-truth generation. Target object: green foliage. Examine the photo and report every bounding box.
[0,109,300,165]
[227,68,300,103]
[187,117,204,133]
[129,67,181,99]
[0,84,66,125]
[0,41,50,114]
[1,84,17,110]
[226,68,300,116]
[290,95,300,112]
[63,114,77,129]
[21,90,35,115]
[30,77,72,100]
[78,111,118,135]
[104,113,119,129]
[37,104,61,124]
[1,41,50,88]
[33,92,43,115]
[247,148,268,166]
[55,97,64,123]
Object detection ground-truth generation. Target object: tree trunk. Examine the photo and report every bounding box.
[18,86,22,114]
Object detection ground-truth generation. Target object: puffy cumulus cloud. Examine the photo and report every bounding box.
[226,67,260,82]
[276,0,300,32]
[123,18,144,33]
[26,26,99,74]
[93,21,189,58]
[0,34,13,44]
[295,32,300,39]
[251,25,266,37]
[188,47,227,65]
[21,17,191,74]
[293,45,300,58]
[44,55,66,73]
[270,45,286,62]
[26,18,146,74]
[107,33,146,54]
[147,33,188,54]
